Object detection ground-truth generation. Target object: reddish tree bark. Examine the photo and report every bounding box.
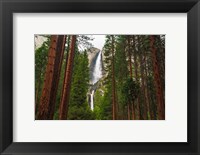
[59,35,76,120]
[60,36,70,105]
[37,35,58,119]
[48,35,66,119]
[127,104,130,120]
[150,35,165,120]
[131,102,135,120]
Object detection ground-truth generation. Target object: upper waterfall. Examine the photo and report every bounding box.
[91,50,103,84]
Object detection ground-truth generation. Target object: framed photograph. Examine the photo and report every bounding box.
[0,0,199,154]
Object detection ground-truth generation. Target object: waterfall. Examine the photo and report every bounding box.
[92,51,102,85]
[90,50,103,110]
[90,90,95,111]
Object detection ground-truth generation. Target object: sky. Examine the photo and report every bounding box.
[87,35,106,50]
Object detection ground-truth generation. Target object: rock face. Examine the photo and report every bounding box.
[34,35,47,49]
[101,48,106,76]
[87,47,100,66]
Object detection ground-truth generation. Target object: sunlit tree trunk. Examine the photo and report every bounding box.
[59,35,76,120]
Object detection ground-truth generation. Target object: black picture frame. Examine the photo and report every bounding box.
[0,0,200,154]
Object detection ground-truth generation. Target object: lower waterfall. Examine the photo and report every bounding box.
[90,90,95,111]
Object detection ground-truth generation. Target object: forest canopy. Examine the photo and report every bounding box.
[35,35,165,120]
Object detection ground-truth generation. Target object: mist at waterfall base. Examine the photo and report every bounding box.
[90,50,103,110]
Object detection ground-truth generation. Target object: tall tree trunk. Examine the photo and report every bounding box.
[59,35,76,120]
[116,91,119,119]
[60,36,70,105]
[48,35,66,119]
[111,35,117,120]
[144,50,151,119]
[37,35,58,119]
[127,36,133,78]
[157,36,165,108]
[138,36,147,120]
[150,35,165,120]
[146,59,156,120]
[127,104,130,120]
[133,36,141,120]
[131,101,135,120]
[128,36,136,120]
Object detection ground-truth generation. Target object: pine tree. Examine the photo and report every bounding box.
[150,35,165,120]
[138,36,147,119]
[111,35,117,120]
[37,35,66,120]
[68,50,93,120]
[59,35,77,120]
[114,35,128,119]
[35,37,50,115]
[127,36,134,119]
[132,35,141,119]
[48,35,66,119]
